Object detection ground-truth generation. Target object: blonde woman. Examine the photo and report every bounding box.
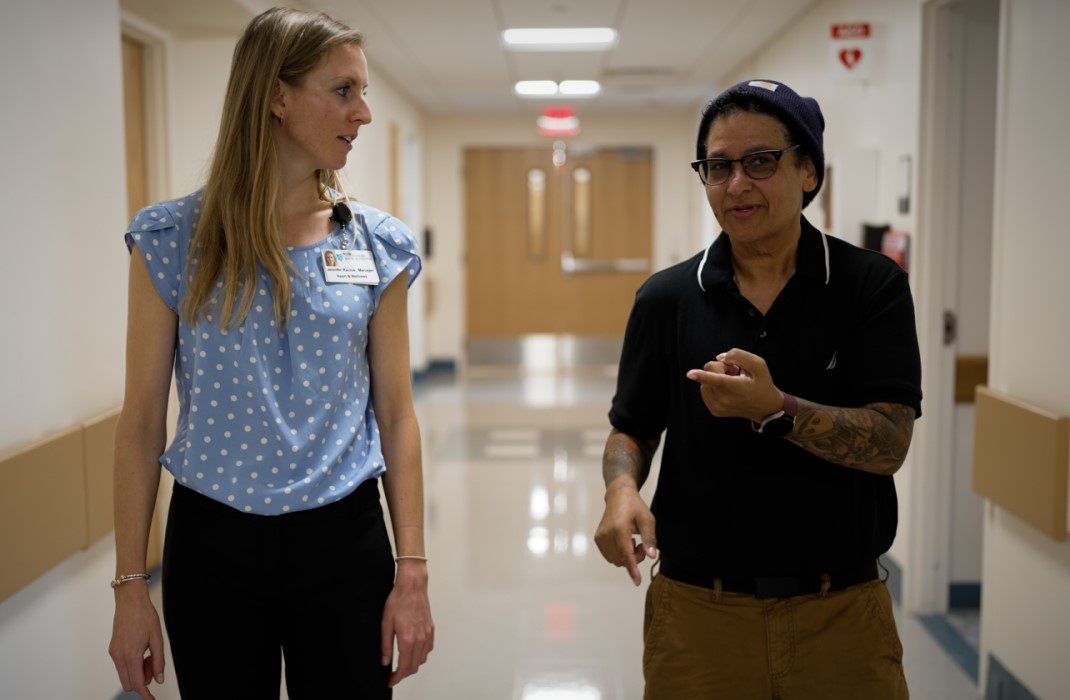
[108,8,433,698]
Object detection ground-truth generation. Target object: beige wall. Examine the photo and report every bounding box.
[980,0,1070,695]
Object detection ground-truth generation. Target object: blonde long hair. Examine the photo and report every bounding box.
[184,8,364,330]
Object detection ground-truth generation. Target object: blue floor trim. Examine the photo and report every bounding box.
[917,613,979,682]
[882,555,902,607]
[425,358,457,376]
[413,360,457,398]
[949,582,981,609]
[985,653,1040,700]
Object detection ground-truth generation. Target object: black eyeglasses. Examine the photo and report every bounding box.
[691,144,801,186]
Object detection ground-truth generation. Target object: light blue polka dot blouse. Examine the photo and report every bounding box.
[124,190,421,515]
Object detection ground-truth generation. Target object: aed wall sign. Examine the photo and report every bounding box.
[830,22,872,82]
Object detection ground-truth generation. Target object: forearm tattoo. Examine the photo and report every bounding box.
[788,402,916,475]
[602,429,657,488]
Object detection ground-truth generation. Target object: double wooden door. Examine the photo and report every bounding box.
[464,145,653,339]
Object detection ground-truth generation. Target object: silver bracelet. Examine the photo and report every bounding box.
[110,573,151,588]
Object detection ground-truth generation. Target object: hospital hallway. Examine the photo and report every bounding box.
[134,340,980,700]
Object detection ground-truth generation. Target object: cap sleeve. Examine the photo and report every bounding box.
[367,212,422,306]
[124,201,189,312]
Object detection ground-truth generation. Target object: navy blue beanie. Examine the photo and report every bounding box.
[696,79,825,209]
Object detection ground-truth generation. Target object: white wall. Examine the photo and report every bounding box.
[980,0,1070,696]
[0,3,430,696]
[0,0,132,697]
[169,38,233,196]
[717,0,927,599]
[726,0,924,239]
[6,0,1068,696]
[947,0,999,588]
[421,110,698,363]
[348,56,428,370]
[0,0,128,450]
[165,36,431,370]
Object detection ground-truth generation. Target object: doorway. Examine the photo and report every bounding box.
[121,27,170,568]
[914,0,999,679]
[464,144,653,368]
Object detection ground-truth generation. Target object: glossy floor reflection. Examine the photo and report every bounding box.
[136,365,981,699]
[394,367,981,700]
[399,369,642,700]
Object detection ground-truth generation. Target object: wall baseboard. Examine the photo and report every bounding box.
[986,653,1040,700]
[918,614,979,682]
[949,582,981,609]
[882,554,902,607]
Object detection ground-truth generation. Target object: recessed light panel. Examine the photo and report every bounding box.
[515,81,560,97]
[502,28,617,51]
[514,80,602,98]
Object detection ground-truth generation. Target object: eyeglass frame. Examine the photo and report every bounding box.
[690,144,802,186]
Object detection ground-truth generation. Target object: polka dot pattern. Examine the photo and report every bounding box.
[124,192,422,515]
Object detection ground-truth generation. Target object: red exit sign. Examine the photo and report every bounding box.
[831,22,871,39]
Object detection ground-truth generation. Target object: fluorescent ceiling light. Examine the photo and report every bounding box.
[559,80,601,96]
[515,80,560,96]
[503,27,617,51]
[515,80,602,99]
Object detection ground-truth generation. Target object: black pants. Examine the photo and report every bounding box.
[162,480,395,699]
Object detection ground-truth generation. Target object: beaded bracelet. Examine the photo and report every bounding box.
[110,573,151,588]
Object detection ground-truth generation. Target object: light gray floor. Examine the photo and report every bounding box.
[134,364,981,699]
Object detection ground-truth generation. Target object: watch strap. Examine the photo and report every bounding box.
[752,392,797,435]
[782,392,798,418]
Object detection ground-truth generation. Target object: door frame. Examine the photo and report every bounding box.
[912,0,997,615]
[120,12,171,206]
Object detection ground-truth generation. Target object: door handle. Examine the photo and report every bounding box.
[560,252,650,275]
[943,310,957,346]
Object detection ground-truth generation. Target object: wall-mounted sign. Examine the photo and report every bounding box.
[830,22,872,83]
[537,106,580,137]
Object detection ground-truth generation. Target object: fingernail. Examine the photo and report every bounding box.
[382,656,390,666]
[648,546,657,557]
[156,672,164,684]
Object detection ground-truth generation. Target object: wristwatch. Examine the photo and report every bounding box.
[752,392,798,437]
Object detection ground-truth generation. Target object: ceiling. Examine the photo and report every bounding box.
[121,0,820,115]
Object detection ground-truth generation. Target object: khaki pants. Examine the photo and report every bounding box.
[643,573,908,700]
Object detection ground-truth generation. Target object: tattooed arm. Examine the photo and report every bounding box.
[601,428,660,490]
[594,429,661,586]
[687,349,917,476]
[788,401,916,476]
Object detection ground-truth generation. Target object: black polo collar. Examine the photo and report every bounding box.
[697,216,831,292]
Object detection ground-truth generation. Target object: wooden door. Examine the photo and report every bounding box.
[122,33,166,568]
[464,146,652,338]
[122,35,149,219]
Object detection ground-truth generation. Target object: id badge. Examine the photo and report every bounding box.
[322,249,380,285]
